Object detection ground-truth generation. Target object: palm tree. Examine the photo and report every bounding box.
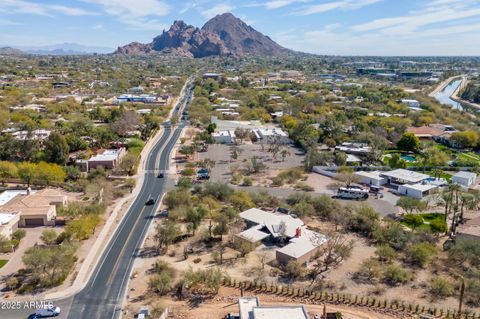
[447,183,462,235]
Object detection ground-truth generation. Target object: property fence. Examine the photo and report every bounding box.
[221,278,479,319]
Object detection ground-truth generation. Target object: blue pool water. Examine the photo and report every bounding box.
[401,154,416,162]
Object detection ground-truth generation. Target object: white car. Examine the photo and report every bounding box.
[35,305,61,317]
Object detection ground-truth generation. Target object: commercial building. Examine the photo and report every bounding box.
[237,297,309,319]
[238,208,328,265]
[452,171,477,188]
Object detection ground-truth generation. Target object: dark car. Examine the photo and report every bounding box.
[146,199,155,206]
[27,315,39,319]
[158,173,164,178]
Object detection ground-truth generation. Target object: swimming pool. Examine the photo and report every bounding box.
[400,154,416,162]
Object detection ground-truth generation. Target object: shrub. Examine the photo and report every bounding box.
[148,272,172,296]
[12,229,26,241]
[430,219,447,233]
[183,267,225,294]
[375,245,396,263]
[284,260,303,280]
[347,205,380,238]
[402,214,424,229]
[40,229,58,246]
[242,177,253,186]
[193,258,202,264]
[383,264,410,286]
[430,276,454,298]
[407,242,438,267]
[373,222,412,251]
[354,258,382,283]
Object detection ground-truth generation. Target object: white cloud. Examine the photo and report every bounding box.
[84,0,170,18]
[0,0,96,16]
[201,3,235,19]
[92,23,104,30]
[292,0,382,16]
[83,0,170,30]
[264,0,310,9]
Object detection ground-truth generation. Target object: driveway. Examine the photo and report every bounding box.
[0,226,47,277]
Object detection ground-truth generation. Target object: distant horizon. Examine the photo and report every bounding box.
[1,0,480,56]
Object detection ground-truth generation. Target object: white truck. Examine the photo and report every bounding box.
[336,186,369,200]
[35,305,61,317]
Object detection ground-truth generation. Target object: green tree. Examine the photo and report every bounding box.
[450,131,479,148]
[375,245,396,263]
[397,132,420,152]
[396,197,426,214]
[154,220,180,254]
[40,229,58,245]
[388,153,407,169]
[0,161,17,185]
[22,243,77,287]
[43,131,69,165]
[17,162,37,186]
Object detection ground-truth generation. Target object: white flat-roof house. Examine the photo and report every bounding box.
[238,208,327,265]
[77,148,126,172]
[256,128,290,144]
[355,171,387,186]
[452,171,477,188]
[397,183,438,199]
[380,169,430,185]
[238,297,308,319]
[212,130,236,144]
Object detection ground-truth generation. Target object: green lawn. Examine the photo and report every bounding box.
[425,170,453,182]
[0,259,7,269]
[456,152,480,163]
[402,213,446,232]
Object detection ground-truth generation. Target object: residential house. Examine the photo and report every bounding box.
[237,208,328,265]
[0,188,67,227]
[236,297,309,319]
[380,169,445,198]
[401,99,420,108]
[452,171,477,188]
[212,130,236,144]
[355,171,387,187]
[77,148,126,172]
[0,212,20,239]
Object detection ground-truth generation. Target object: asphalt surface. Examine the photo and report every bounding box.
[0,79,194,319]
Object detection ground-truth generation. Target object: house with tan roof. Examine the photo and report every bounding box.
[0,188,67,227]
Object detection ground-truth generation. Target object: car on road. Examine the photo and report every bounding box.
[145,199,155,206]
[34,305,61,317]
[158,173,164,178]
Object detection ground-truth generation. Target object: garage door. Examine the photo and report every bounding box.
[24,218,44,226]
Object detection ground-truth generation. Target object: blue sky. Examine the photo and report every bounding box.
[1,0,480,55]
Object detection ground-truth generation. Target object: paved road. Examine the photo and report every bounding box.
[0,79,194,319]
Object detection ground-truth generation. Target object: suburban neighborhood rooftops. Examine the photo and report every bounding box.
[406,126,444,138]
[380,169,429,184]
[0,190,31,206]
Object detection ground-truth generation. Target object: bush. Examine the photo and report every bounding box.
[375,245,396,263]
[149,260,175,296]
[383,264,410,286]
[284,260,303,280]
[12,229,26,241]
[347,206,380,238]
[40,229,58,246]
[402,214,424,229]
[354,258,382,283]
[373,222,412,251]
[193,258,202,264]
[430,276,454,298]
[407,242,438,267]
[242,177,253,186]
[430,219,447,233]
[294,182,314,192]
[183,267,225,294]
